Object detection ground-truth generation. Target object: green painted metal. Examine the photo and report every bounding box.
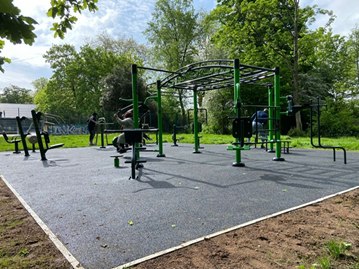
[193,88,200,153]
[233,59,243,166]
[274,67,284,161]
[131,64,140,159]
[156,80,165,157]
[268,85,274,152]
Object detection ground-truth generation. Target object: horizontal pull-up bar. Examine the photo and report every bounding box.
[137,66,180,74]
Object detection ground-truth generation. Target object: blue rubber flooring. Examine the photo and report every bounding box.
[1,142,358,269]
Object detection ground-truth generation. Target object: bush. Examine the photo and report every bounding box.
[287,127,308,137]
[313,98,359,138]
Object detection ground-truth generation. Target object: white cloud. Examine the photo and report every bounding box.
[5,0,357,92]
[300,0,359,36]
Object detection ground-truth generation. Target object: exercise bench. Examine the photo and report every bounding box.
[2,132,21,154]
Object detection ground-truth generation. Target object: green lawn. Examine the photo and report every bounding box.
[1,133,359,152]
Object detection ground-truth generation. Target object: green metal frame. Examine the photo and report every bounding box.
[130,59,284,166]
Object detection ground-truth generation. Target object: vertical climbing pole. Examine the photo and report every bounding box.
[273,67,285,161]
[267,85,275,153]
[232,59,244,167]
[193,87,200,153]
[156,80,166,157]
[132,64,140,159]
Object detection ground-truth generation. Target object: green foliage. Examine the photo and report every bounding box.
[144,0,209,123]
[313,98,359,138]
[101,63,149,114]
[325,240,351,259]
[144,0,206,70]
[288,127,308,137]
[0,0,38,45]
[316,254,332,269]
[47,0,98,39]
[211,0,335,130]
[0,0,38,72]
[311,27,355,99]
[203,88,233,134]
[0,0,98,72]
[0,85,34,104]
[17,249,29,257]
[37,35,148,123]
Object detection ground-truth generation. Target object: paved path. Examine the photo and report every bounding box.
[1,143,358,269]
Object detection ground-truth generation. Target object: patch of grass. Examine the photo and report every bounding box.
[298,239,355,269]
[18,249,29,257]
[1,133,359,152]
[316,254,332,269]
[6,219,26,230]
[325,240,351,259]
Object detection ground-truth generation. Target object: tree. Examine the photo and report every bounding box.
[211,0,335,130]
[311,28,353,100]
[87,32,149,64]
[38,35,147,122]
[0,0,98,72]
[0,85,34,104]
[41,43,121,120]
[348,24,359,97]
[203,88,234,134]
[144,0,208,124]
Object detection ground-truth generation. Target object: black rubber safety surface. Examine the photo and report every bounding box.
[1,143,358,269]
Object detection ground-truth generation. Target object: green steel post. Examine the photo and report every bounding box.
[233,59,244,167]
[31,110,47,161]
[268,85,275,152]
[156,80,165,157]
[16,116,29,157]
[273,67,285,161]
[132,64,140,159]
[193,88,200,153]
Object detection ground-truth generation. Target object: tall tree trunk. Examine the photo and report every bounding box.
[177,89,186,126]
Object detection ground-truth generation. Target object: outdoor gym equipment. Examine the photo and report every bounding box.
[110,155,123,168]
[172,124,187,146]
[309,98,347,164]
[129,60,285,166]
[2,131,21,154]
[121,128,158,179]
[94,117,114,148]
[30,110,64,161]
[282,96,346,163]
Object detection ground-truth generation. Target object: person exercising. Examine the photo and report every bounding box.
[247,108,268,148]
[88,112,98,146]
[114,110,134,153]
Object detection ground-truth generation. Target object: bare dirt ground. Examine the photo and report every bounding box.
[1,176,359,269]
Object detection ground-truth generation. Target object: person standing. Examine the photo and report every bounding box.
[87,112,98,146]
[114,110,134,153]
[247,108,268,148]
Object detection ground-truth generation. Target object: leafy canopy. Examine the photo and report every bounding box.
[0,0,98,72]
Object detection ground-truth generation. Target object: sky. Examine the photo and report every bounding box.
[1,0,358,92]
